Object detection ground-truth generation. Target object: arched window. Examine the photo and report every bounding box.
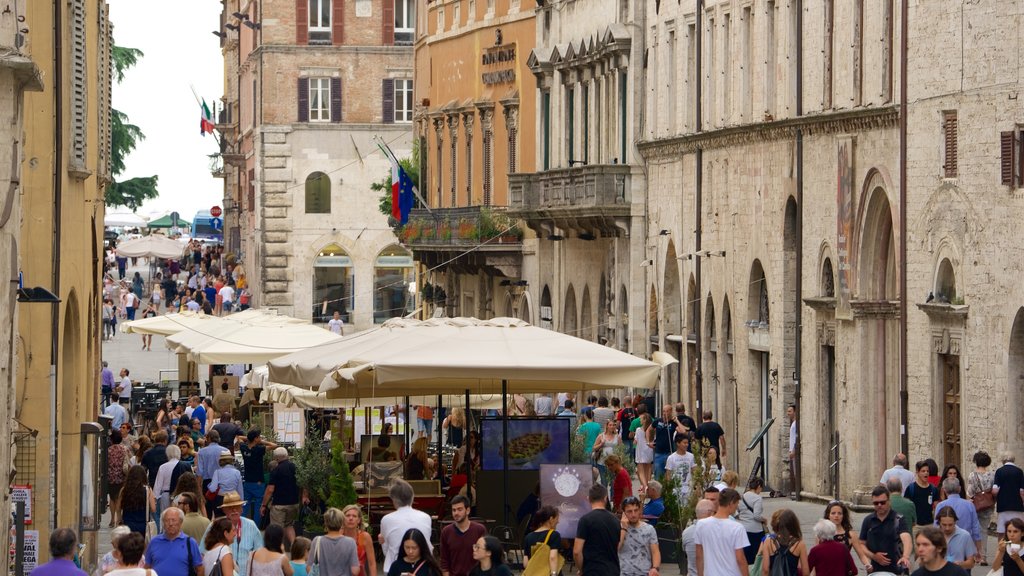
[305,172,331,214]
[935,258,956,303]
[313,243,352,323]
[374,245,414,323]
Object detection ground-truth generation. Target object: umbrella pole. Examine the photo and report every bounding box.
[405,396,411,453]
[465,389,471,507]
[436,394,442,481]
[502,379,509,526]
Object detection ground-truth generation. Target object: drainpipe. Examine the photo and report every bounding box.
[898,0,909,455]
[50,0,64,531]
[793,0,804,499]
[693,0,703,413]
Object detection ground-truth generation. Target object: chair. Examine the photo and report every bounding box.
[491,525,524,569]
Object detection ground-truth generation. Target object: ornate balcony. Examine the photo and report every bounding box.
[400,206,523,277]
[508,164,633,236]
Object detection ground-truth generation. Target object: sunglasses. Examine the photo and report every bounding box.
[622,496,642,506]
[872,500,889,506]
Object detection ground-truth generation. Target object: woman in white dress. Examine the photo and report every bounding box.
[203,517,236,576]
[634,413,655,494]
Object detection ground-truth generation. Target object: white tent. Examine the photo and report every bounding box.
[164,321,341,365]
[120,311,214,336]
[266,317,663,397]
[104,212,149,228]
[115,234,183,259]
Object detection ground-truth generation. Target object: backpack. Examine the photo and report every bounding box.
[523,530,564,576]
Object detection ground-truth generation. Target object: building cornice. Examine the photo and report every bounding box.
[251,44,414,58]
[638,105,899,158]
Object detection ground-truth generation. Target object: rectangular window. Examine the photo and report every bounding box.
[395,0,414,44]
[582,83,590,163]
[619,71,627,163]
[1000,128,1024,187]
[394,79,413,123]
[742,7,752,120]
[765,1,776,117]
[309,78,331,122]
[668,29,677,134]
[567,86,575,164]
[706,16,715,128]
[823,0,833,109]
[881,0,894,103]
[943,111,958,178]
[723,15,731,125]
[686,23,696,131]
[483,120,493,206]
[70,0,87,170]
[309,0,332,44]
[853,0,863,106]
[542,91,551,170]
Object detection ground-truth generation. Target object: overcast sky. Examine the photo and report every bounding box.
[107,0,224,222]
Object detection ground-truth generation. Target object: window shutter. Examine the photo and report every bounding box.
[1018,131,1024,187]
[1001,131,1015,186]
[332,0,345,44]
[296,0,309,44]
[382,79,395,124]
[382,0,395,45]
[298,77,309,122]
[330,78,342,123]
[943,111,958,178]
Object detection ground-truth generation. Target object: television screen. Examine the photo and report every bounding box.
[359,434,405,464]
[481,418,570,471]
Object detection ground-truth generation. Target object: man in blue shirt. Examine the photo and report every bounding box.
[29,528,87,576]
[643,480,665,525]
[103,393,128,430]
[189,396,207,434]
[197,429,227,517]
[933,477,982,546]
[144,507,202,576]
[100,361,114,408]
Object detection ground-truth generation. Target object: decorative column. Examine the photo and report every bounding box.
[503,104,519,174]
[432,116,445,206]
[447,114,460,207]
[463,111,475,205]
[478,105,495,206]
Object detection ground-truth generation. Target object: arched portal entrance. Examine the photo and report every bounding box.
[563,285,578,336]
[1007,309,1024,457]
[664,242,682,402]
[312,243,352,323]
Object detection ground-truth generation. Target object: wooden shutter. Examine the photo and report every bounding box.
[332,0,345,44]
[298,77,309,122]
[1002,131,1016,186]
[296,0,309,44]
[382,79,395,124]
[330,78,342,123]
[382,0,395,45]
[943,111,958,178]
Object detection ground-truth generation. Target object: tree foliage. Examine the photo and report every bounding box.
[106,44,159,210]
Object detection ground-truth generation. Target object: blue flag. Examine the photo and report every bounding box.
[398,165,416,225]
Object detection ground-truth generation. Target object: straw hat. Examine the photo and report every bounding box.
[218,491,245,509]
[218,452,234,465]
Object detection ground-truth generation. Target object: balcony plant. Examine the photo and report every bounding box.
[457,219,477,241]
[439,220,453,242]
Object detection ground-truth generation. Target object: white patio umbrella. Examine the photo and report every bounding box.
[115,234,183,259]
[120,311,214,336]
[165,321,341,365]
[104,212,149,228]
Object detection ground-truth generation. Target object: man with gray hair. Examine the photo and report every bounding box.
[144,507,204,576]
[29,528,86,576]
[933,477,982,546]
[680,499,717,576]
[643,480,665,524]
[379,479,432,572]
[260,446,304,547]
[880,453,915,494]
[992,452,1024,539]
[154,443,190,526]
[808,518,857,576]
[887,477,917,527]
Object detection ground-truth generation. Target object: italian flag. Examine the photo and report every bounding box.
[200,99,215,135]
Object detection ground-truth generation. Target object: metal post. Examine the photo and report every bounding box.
[502,379,509,525]
[465,388,472,505]
[436,394,443,478]
[15,501,24,576]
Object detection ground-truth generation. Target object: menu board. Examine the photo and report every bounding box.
[481,418,570,471]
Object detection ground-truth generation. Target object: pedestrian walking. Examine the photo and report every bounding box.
[29,528,88,576]
[386,529,440,576]
[202,517,238,576]
[907,460,942,529]
[882,453,917,495]
[249,523,295,576]
[737,478,766,564]
[177,492,210,544]
[968,450,996,564]
[857,485,912,574]
[469,536,511,576]
[694,488,749,576]
[440,495,486,576]
[209,451,243,514]
[911,525,969,576]
[695,411,727,468]
[808,519,857,576]
[144,507,204,576]
[936,507,976,570]
[681,499,716,576]
[107,429,133,527]
[573,484,621,576]
[201,491,264,576]
[759,509,810,576]
[261,447,305,547]
[240,428,277,526]
[618,496,660,576]
[933,478,982,555]
[887,478,918,528]
[994,517,1024,576]
[120,465,155,537]
[653,405,683,481]
[379,479,432,572]
[341,504,376,576]
[522,505,564,576]
[634,413,655,493]
[993,452,1024,539]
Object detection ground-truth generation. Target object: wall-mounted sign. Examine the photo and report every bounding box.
[481,44,516,85]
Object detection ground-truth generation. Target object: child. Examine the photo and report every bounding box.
[290,536,310,576]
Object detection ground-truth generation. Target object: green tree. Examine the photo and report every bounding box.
[327,438,358,509]
[106,44,159,211]
[373,141,421,218]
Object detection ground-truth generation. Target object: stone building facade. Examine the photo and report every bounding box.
[639,0,1024,502]
[410,0,535,320]
[218,0,414,330]
[16,0,109,567]
[507,0,648,355]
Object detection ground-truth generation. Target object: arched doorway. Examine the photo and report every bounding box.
[563,285,578,336]
[857,184,899,472]
[1007,309,1024,457]
[686,275,698,409]
[540,285,553,329]
[60,292,82,526]
[374,245,414,323]
[747,260,770,475]
[598,273,609,344]
[312,243,352,323]
[664,242,683,403]
[721,296,737,471]
[580,285,593,341]
[704,295,717,418]
[618,285,629,351]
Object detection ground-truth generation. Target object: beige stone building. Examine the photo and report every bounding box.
[507,0,648,354]
[217,0,414,330]
[639,0,1024,502]
[411,0,536,319]
[15,0,109,567]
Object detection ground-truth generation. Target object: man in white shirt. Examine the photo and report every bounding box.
[534,393,553,416]
[379,479,432,572]
[880,453,916,494]
[219,284,235,313]
[327,311,345,335]
[117,368,133,412]
[787,404,798,497]
[666,433,696,503]
[695,488,750,576]
[124,289,139,321]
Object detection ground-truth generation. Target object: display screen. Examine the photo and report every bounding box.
[360,434,404,463]
[481,418,570,471]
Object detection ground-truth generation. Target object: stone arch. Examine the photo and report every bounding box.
[563,284,578,336]
[663,241,683,337]
[59,290,82,525]
[857,174,897,300]
[313,242,353,323]
[618,284,629,351]
[540,285,553,329]
[504,292,515,317]
[519,290,533,323]
[374,245,414,322]
[748,260,769,324]
[580,285,594,341]
[934,259,956,303]
[822,258,836,298]
[598,273,609,344]
[305,171,332,214]
[685,274,698,406]
[1007,309,1024,456]
[720,295,736,469]
[704,294,719,417]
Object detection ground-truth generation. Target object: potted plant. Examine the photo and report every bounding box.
[294,431,332,536]
[658,439,717,573]
[327,436,358,509]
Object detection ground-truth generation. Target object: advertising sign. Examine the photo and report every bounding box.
[539,464,593,539]
[481,418,569,471]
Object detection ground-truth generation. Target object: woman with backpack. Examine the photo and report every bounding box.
[522,505,564,576]
[759,509,810,576]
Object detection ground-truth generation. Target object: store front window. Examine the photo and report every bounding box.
[374,245,414,323]
[313,243,352,323]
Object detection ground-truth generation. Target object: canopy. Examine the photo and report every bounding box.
[267,317,662,396]
[146,214,181,229]
[257,381,504,410]
[120,311,214,336]
[115,234,184,259]
[104,212,148,228]
[165,320,341,364]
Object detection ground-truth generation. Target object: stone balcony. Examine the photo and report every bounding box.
[508,164,633,237]
[400,206,523,278]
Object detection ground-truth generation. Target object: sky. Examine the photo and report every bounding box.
[107,1,225,222]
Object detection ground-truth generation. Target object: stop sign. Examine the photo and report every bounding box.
[210,205,222,218]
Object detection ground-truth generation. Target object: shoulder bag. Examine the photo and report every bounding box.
[974,489,995,512]
[186,535,197,576]
[309,536,322,576]
[207,546,226,576]
[523,530,564,576]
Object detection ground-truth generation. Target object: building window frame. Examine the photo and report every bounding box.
[309,77,331,122]
[395,0,414,44]
[394,79,413,123]
[309,0,332,44]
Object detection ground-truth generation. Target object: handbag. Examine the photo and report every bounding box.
[309,536,322,576]
[751,553,764,576]
[523,530,565,576]
[973,489,995,512]
[208,546,225,576]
